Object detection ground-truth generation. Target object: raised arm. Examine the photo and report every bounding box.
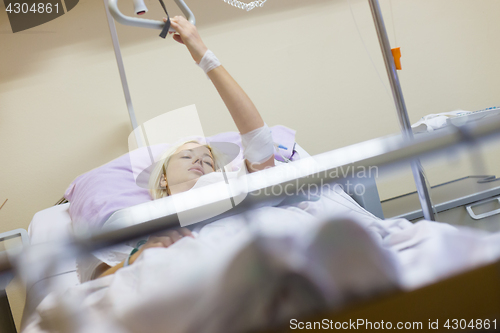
[167,16,274,171]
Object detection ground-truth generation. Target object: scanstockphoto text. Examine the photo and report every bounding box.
[248,164,379,201]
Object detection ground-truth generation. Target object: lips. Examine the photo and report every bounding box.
[189,166,204,175]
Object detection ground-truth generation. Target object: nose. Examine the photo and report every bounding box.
[193,157,203,166]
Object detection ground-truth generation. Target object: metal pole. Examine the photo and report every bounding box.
[103,0,144,148]
[368,0,435,221]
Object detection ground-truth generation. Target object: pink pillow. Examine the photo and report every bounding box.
[65,126,296,231]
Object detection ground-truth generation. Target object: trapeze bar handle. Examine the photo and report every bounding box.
[107,0,196,31]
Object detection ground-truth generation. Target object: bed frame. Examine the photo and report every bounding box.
[1,117,500,332]
[0,229,28,333]
[1,0,499,330]
[264,259,500,332]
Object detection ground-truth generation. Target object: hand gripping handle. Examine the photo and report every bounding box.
[107,0,195,32]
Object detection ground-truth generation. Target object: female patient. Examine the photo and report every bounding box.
[96,16,275,279]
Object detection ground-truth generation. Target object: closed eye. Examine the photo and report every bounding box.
[204,161,213,167]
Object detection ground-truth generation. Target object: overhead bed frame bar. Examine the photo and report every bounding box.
[102,0,195,149]
[102,0,436,221]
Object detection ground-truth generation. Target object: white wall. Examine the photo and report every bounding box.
[1,0,500,328]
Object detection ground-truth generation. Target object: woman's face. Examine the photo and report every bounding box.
[165,142,215,193]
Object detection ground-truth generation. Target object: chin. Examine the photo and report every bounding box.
[186,174,203,181]
[188,170,204,176]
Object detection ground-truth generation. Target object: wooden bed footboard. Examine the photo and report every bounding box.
[262,261,500,332]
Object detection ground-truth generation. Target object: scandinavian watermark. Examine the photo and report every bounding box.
[248,164,379,201]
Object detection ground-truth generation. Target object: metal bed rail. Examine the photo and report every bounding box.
[1,116,500,276]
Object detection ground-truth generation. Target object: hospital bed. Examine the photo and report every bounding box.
[2,0,500,331]
[23,142,324,318]
[0,139,382,331]
[3,138,382,315]
[2,116,500,332]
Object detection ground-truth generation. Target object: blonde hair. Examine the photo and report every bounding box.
[148,140,225,200]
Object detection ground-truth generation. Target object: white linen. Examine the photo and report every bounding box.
[22,183,500,333]
[28,203,72,245]
[313,187,500,288]
[23,203,81,329]
[383,221,500,289]
[411,110,471,133]
[24,191,401,333]
[79,162,250,283]
[411,108,500,134]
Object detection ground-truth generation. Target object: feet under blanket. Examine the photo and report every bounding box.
[21,185,500,333]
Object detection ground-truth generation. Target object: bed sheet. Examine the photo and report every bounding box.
[23,196,402,333]
[22,184,500,333]
[23,203,80,326]
[28,203,71,243]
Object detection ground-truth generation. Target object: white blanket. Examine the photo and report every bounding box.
[22,185,500,333]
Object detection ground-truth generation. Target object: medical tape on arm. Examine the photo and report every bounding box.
[241,123,274,164]
[197,50,221,77]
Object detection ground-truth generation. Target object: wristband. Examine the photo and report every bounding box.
[197,50,221,76]
[123,239,147,267]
